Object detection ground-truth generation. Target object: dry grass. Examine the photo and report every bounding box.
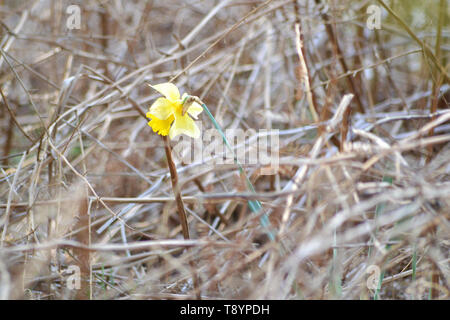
[0,0,449,300]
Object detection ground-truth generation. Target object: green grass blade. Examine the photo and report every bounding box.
[201,103,275,241]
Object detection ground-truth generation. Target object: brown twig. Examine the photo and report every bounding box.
[162,136,190,240]
[294,23,319,122]
[162,135,201,299]
[315,0,365,114]
[74,193,90,300]
[0,86,34,143]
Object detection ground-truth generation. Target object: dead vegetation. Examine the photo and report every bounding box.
[0,0,449,299]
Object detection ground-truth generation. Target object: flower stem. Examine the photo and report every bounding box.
[162,135,190,239]
[162,135,201,299]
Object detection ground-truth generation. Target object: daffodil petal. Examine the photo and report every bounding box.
[151,83,180,101]
[149,97,173,120]
[187,101,203,119]
[147,114,174,136]
[169,113,200,139]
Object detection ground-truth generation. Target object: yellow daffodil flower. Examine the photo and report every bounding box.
[146,83,203,139]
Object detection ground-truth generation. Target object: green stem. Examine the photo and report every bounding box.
[199,100,276,241]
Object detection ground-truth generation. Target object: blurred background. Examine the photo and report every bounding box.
[0,0,448,300]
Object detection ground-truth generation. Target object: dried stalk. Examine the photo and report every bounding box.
[162,136,190,240]
[162,135,201,299]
